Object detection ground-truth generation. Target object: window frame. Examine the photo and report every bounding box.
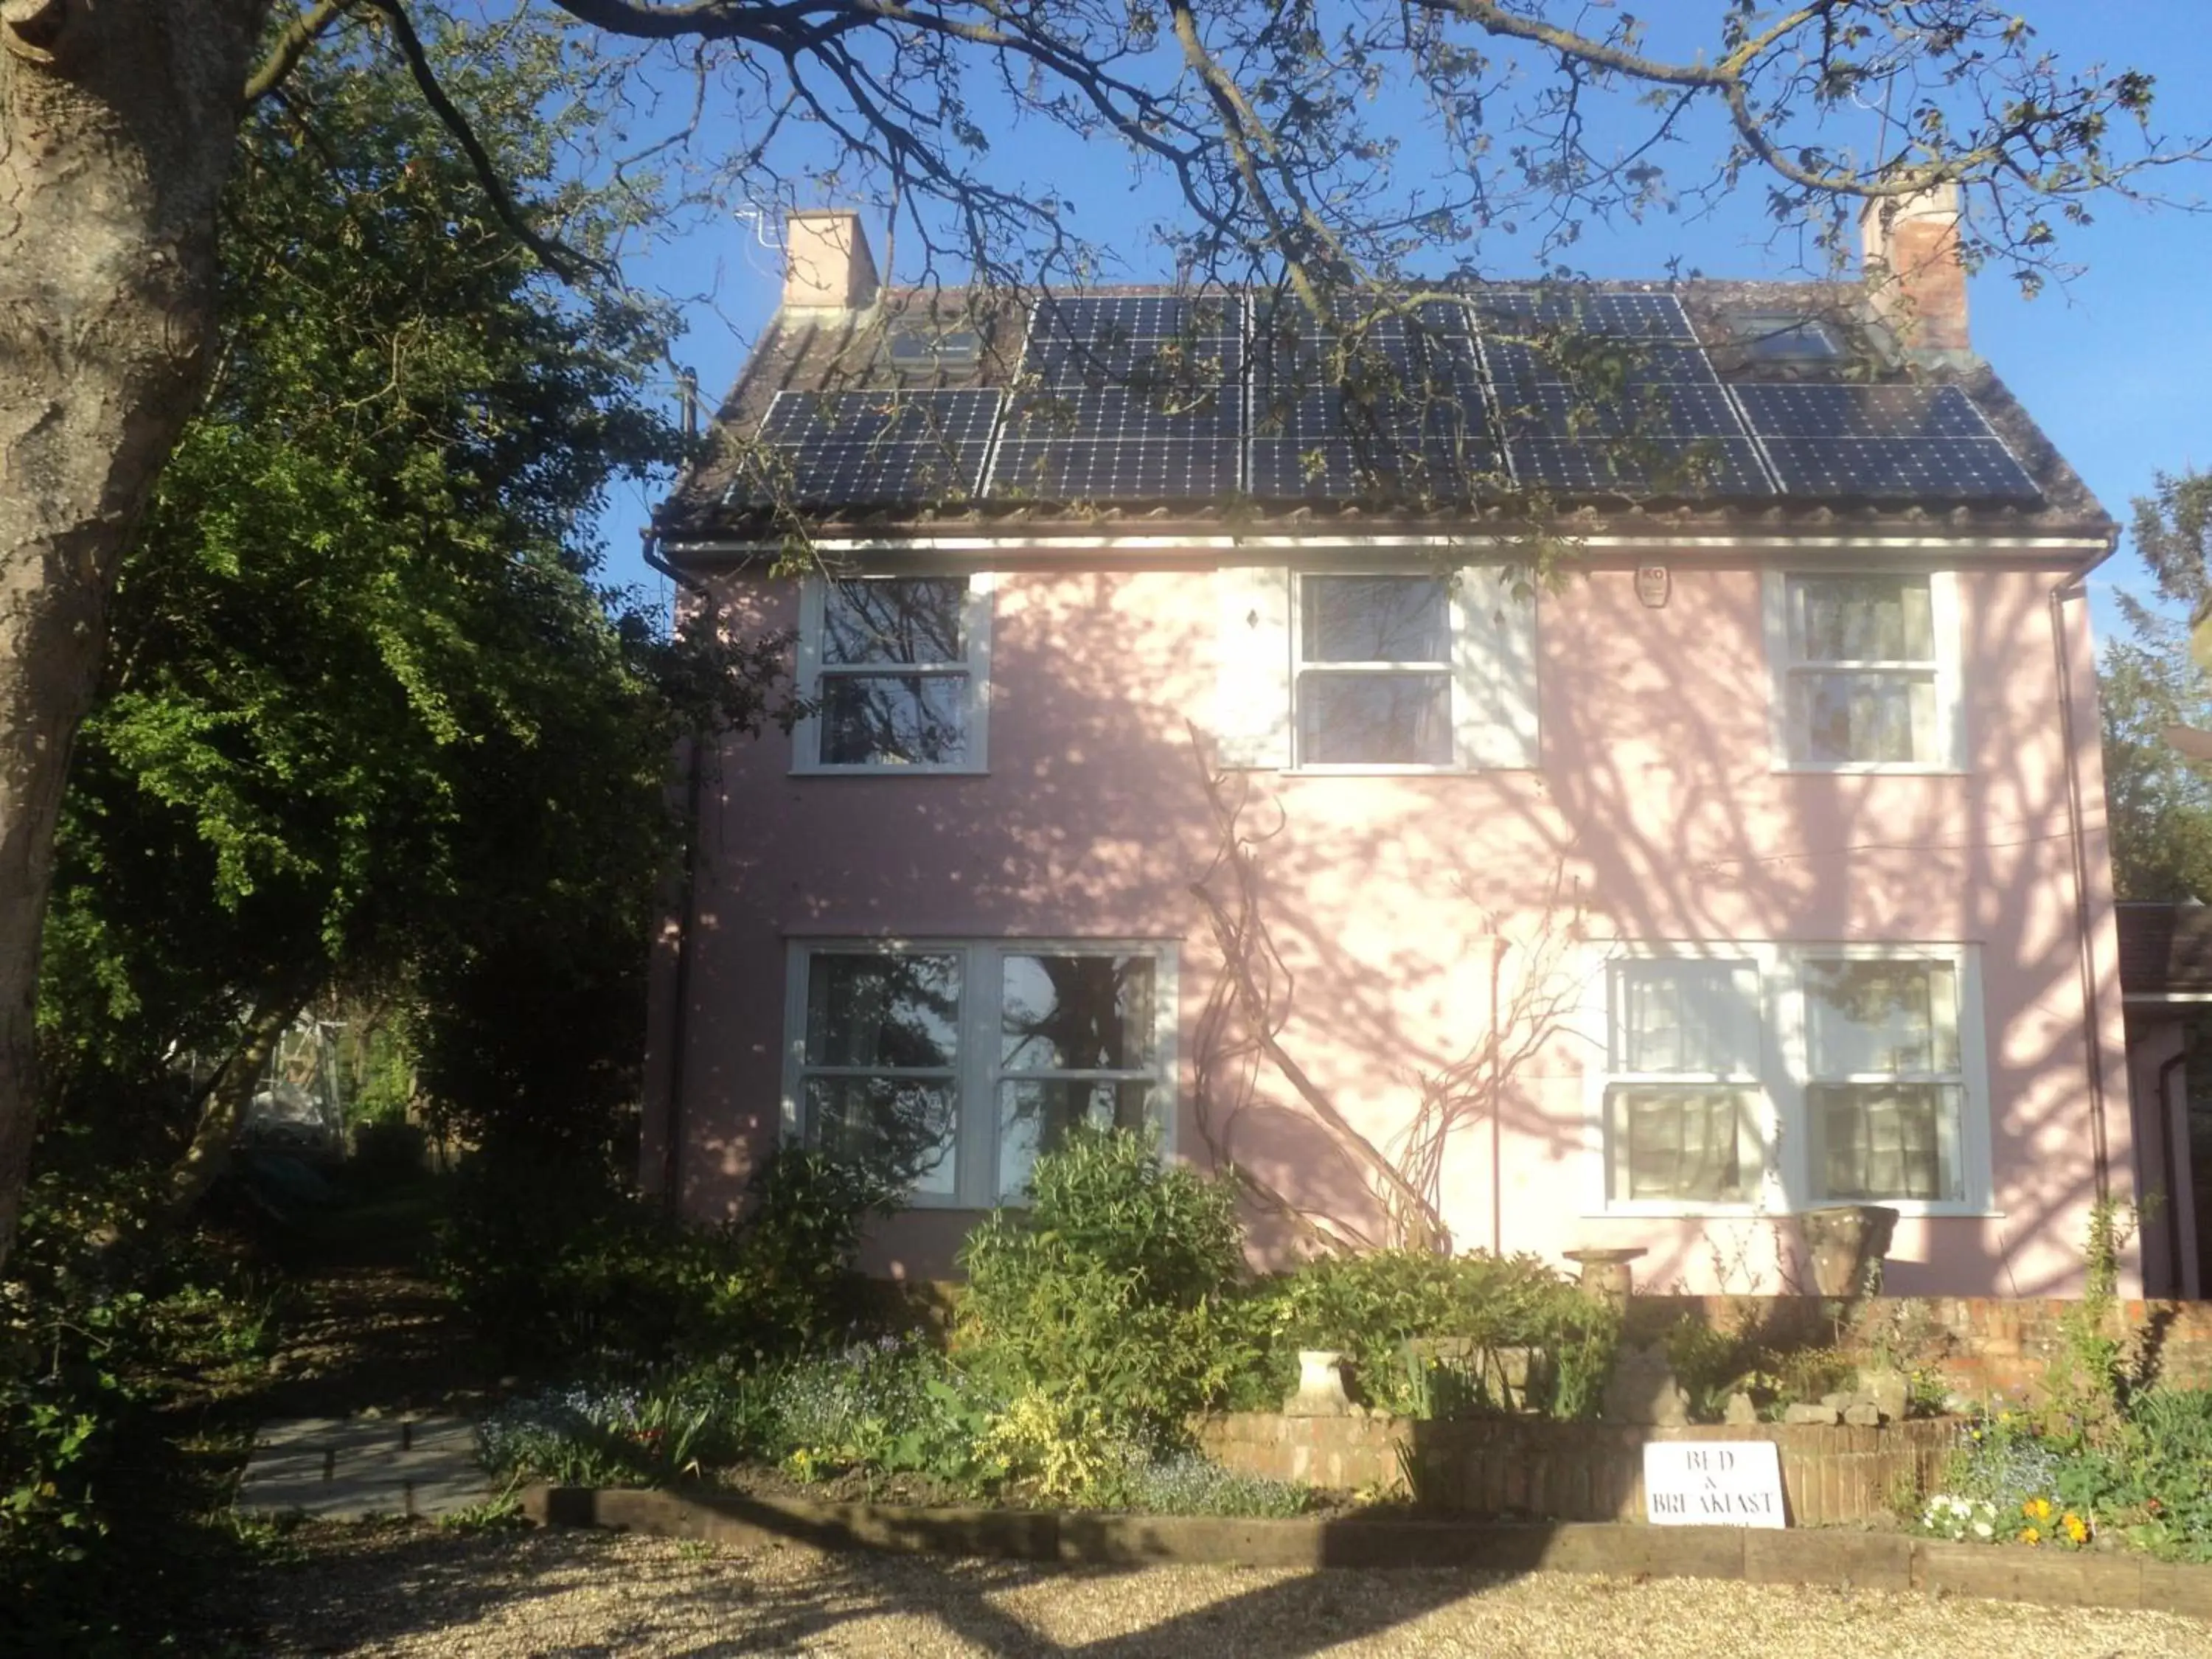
[1599,952,1771,1214]
[792,571,994,776]
[1763,567,1963,774]
[1582,941,1992,1220]
[1290,570,1457,773]
[781,937,1180,1210]
[1725,314,1842,363]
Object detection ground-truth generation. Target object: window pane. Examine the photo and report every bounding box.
[1301,576,1448,663]
[1298,672,1452,764]
[1610,1087,1753,1203]
[1613,960,1756,1074]
[1795,671,1935,764]
[1812,1082,1958,1201]
[824,578,967,665]
[996,1079,1155,1200]
[1806,959,1958,1074]
[804,1077,957,1196]
[1000,954,1157,1070]
[805,953,962,1068]
[819,673,968,765]
[1791,575,1933,661]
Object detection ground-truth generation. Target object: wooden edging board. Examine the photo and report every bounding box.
[521,1485,2212,1619]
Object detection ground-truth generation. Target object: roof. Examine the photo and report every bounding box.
[655,277,2115,549]
[2116,902,2212,1001]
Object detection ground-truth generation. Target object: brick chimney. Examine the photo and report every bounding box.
[1860,184,1969,361]
[782,209,879,311]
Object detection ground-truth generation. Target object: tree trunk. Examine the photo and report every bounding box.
[0,1,266,1269]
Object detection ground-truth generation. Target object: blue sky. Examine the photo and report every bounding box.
[598,6,2212,653]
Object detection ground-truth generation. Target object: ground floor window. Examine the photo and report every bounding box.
[1591,942,1986,1217]
[783,939,1178,1207]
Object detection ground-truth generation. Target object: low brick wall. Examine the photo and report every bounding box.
[1194,1413,1962,1525]
[1624,1295,2212,1403]
[525,1484,2212,1619]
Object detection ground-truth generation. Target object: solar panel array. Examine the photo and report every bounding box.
[735,389,1000,506]
[740,294,2045,510]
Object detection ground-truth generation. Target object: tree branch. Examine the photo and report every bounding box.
[242,0,352,106]
[358,0,613,285]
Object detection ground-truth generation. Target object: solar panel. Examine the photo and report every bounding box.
[758,388,1002,445]
[1475,290,1697,341]
[1507,436,1774,498]
[1730,383,1996,440]
[987,439,1239,500]
[998,384,1241,441]
[1247,311,1499,498]
[1731,384,2042,501]
[1483,338,1720,389]
[736,389,1001,505]
[1497,382,1746,442]
[1756,439,2042,501]
[1023,294,1244,389]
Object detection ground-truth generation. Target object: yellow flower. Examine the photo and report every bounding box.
[2063,1513,2089,1545]
[2020,1526,2042,1546]
[2023,1497,2053,1523]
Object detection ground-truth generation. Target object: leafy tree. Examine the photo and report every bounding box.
[2103,473,2212,902]
[0,1,2202,1264]
[38,24,774,1213]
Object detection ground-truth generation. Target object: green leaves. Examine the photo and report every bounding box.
[41,18,726,1158]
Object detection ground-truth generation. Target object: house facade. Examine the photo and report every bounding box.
[643,201,2157,1298]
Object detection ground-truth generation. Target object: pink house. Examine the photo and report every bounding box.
[642,198,2187,1300]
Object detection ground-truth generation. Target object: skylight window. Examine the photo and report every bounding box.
[1728,315,1841,362]
[887,321,984,369]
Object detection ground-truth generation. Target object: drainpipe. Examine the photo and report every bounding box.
[2157,1048,2188,1295]
[643,528,717,1216]
[2048,535,2122,1203]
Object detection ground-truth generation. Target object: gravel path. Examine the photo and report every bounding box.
[249,1524,2212,1658]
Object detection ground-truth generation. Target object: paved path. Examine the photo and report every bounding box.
[237,1415,490,1520]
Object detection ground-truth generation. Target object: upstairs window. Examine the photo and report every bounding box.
[1211,563,1539,771]
[1767,571,1961,771]
[795,574,992,773]
[1295,575,1453,766]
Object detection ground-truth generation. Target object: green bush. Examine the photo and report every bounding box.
[439,1145,900,1366]
[1249,1248,1618,1419]
[4,1148,280,1649]
[955,1127,1248,1441]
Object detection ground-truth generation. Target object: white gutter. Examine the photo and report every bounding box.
[663,531,2111,558]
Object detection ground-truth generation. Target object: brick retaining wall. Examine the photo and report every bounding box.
[1194,1413,1962,1525]
[1624,1295,2212,1402]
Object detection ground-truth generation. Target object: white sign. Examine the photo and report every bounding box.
[1643,1441,1786,1528]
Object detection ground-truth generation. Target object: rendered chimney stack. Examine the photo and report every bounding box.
[782,209,879,311]
[1860,184,1969,360]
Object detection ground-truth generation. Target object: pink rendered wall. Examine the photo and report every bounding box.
[640,552,2136,1297]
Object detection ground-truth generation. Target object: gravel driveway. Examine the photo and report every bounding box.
[246,1524,2212,1658]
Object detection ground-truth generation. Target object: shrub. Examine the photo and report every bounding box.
[755,1335,1001,1490]
[955,1127,1248,1441]
[478,1381,717,1487]
[1251,1248,1618,1419]
[439,1145,898,1367]
[1124,1451,1312,1517]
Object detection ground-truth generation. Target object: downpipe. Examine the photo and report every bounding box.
[2048,535,2121,1204]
